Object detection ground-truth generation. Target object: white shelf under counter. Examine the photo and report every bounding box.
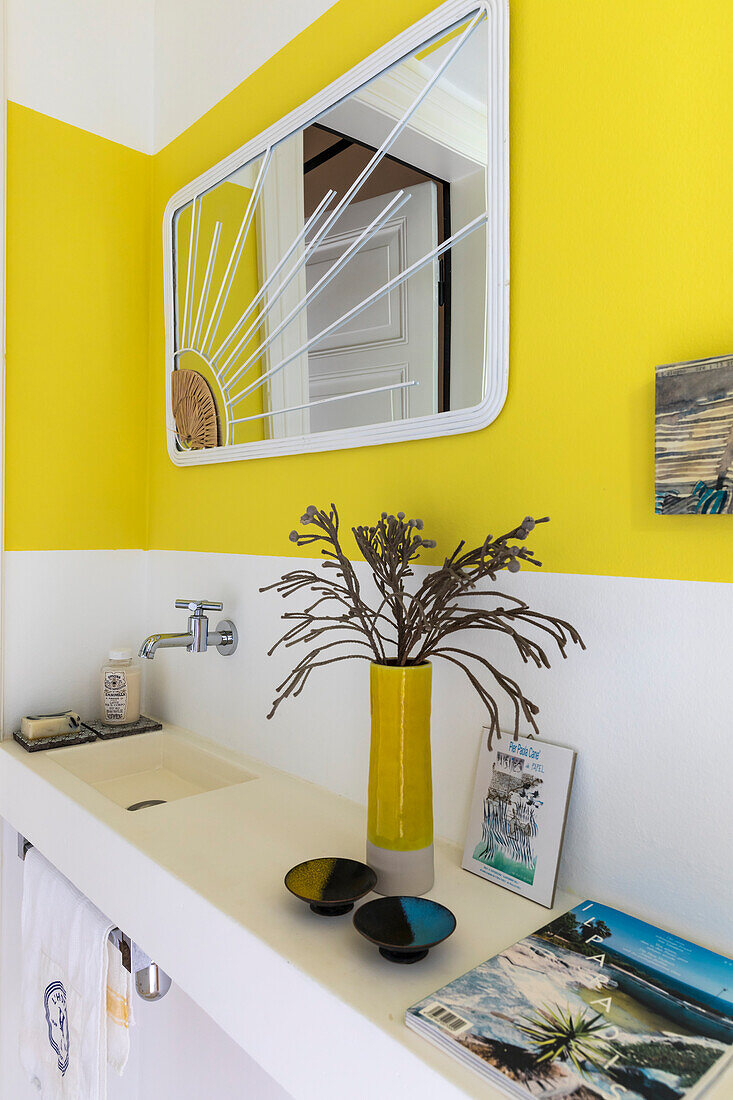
[0,723,598,1099]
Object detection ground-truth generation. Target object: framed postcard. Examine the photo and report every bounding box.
[462,731,576,907]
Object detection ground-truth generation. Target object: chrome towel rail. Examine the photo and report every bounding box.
[17,834,171,1001]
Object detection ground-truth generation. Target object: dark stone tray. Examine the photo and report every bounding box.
[82,715,163,740]
[13,727,97,752]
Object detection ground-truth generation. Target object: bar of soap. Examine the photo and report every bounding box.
[20,712,81,740]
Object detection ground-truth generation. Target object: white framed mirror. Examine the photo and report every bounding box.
[163,0,508,465]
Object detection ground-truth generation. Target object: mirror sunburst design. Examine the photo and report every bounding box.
[170,6,490,452]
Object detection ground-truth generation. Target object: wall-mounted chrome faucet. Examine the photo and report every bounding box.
[139,599,238,660]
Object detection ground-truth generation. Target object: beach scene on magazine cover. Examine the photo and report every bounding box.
[412,901,733,1100]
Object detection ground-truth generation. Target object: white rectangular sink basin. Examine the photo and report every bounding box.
[52,732,256,809]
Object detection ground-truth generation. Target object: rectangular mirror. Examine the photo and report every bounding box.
[163,0,507,464]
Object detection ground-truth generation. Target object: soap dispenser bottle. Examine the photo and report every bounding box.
[100,648,141,726]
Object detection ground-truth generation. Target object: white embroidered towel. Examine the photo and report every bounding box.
[20,848,129,1099]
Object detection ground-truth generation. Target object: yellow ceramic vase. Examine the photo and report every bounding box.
[366,661,434,896]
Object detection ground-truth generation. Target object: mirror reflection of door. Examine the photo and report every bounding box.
[305,182,439,432]
[255,126,448,435]
[302,124,450,432]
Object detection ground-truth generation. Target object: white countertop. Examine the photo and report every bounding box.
[0,725,726,1100]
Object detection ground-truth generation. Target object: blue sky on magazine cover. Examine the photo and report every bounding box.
[577,902,733,1009]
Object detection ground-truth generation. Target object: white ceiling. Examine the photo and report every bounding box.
[5,0,338,154]
[6,0,155,153]
[153,0,338,151]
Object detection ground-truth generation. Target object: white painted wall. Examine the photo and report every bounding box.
[4,550,729,958]
[140,551,733,957]
[1,552,148,737]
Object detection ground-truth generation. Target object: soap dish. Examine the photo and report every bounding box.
[13,727,97,753]
[82,715,163,740]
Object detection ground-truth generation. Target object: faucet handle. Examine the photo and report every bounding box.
[175,599,223,614]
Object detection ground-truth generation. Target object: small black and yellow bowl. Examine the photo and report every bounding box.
[284,857,377,916]
[353,896,456,963]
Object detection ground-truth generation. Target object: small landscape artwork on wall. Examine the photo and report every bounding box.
[655,354,733,514]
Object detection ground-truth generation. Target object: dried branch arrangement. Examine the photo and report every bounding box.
[261,505,584,743]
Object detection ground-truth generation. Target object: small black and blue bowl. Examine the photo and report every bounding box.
[285,857,377,916]
[353,896,456,963]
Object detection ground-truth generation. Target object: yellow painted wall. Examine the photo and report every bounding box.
[6,0,733,582]
[146,0,733,581]
[4,103,151,550]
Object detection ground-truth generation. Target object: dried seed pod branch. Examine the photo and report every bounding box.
[261,505,584,735]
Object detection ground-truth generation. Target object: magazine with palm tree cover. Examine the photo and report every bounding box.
[406,900,733,1100]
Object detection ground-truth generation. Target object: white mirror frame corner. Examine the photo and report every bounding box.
[162,0,508,466]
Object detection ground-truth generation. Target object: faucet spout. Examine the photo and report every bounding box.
[139,599,238,660]
[138,632,193,660]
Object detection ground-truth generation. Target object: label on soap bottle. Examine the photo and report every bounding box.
[103,670,128,721]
